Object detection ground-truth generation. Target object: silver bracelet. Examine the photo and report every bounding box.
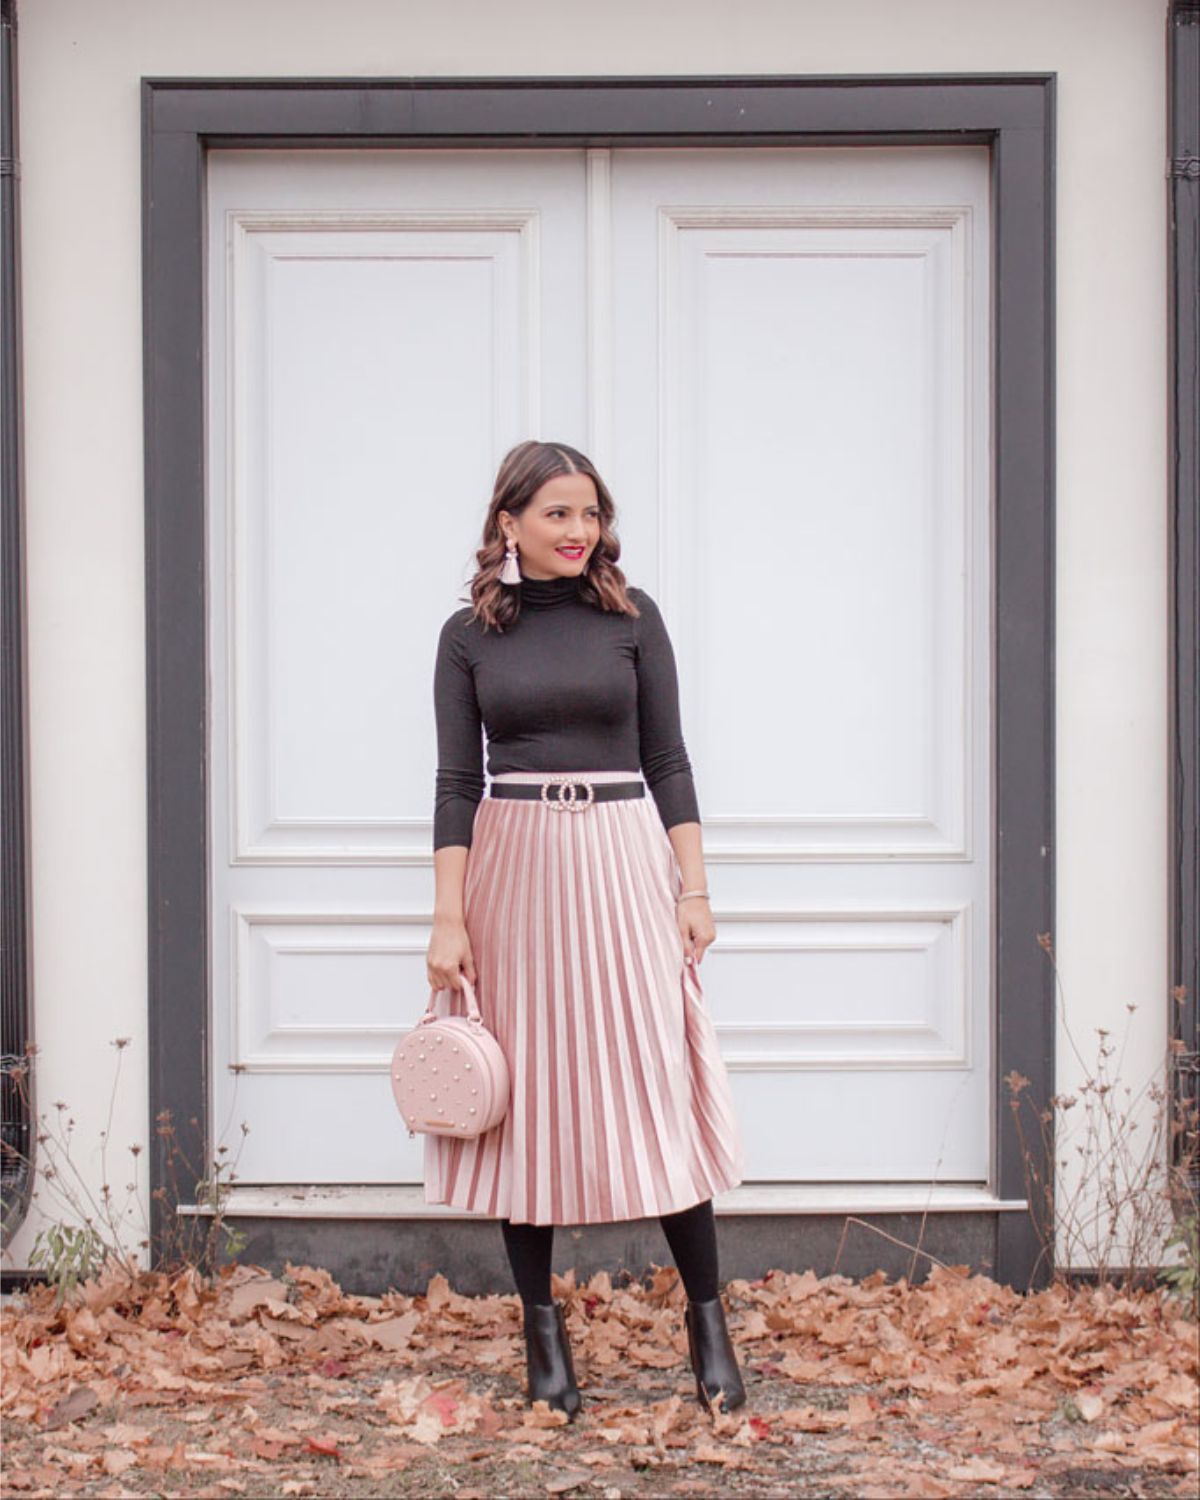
[676,888,710,904]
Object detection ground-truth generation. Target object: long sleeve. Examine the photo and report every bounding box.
[432,611,484,850]
[632,589,701,831]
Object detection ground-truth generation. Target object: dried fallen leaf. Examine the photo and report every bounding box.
[946,1456,1010,1482]
[1075,1391,1105,1421]
[692,1443,748,1467]
[545,1472,591,1495]
[42,1385,100,1430]
[100,1449,138,1476]
[523,1399,571,1429]
[226,1278,289,1320]
[304,1435,341,1459]
[364,1310,420,1351]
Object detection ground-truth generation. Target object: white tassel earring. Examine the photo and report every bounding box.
[499,538,522,585]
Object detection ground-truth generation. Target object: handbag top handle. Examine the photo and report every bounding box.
[420,973,483,1028]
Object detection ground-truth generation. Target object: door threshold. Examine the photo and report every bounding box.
[182,1182,1027,1219]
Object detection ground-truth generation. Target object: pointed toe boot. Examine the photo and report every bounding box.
[522,1301,582,1419]
[685,1296,747,1413]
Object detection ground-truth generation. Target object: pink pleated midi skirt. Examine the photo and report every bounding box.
[423,770,745,1226]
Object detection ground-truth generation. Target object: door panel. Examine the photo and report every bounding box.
[610,147,991,1180]
[206,150,590,1182]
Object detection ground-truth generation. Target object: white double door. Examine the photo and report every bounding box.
[206,143,993,1191]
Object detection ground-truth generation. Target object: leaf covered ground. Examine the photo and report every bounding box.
[1,1259,1196,1498]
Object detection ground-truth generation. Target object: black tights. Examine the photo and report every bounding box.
[501,1198,720,1306]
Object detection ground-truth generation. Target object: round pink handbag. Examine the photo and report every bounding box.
[391,975,510,1139]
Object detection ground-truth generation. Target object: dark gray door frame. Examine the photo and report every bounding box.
[1168,2,1199,1198]
[141,74,1056,1288]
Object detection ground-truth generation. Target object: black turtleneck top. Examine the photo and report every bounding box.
[432,572,701,850]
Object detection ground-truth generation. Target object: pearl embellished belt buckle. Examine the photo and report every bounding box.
[540,776,595,812]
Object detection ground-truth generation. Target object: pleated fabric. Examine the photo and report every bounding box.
[423,770,745,1226]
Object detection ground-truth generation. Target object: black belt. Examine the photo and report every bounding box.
[489,777,645,810]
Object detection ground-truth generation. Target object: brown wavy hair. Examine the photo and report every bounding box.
[464,440,641,632]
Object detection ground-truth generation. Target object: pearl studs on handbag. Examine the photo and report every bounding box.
[499,539,522,584]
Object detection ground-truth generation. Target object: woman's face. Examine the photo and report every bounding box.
[499,472,602,581]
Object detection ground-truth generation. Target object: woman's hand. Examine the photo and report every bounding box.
[677,894,716,965]
[427,915,477,992]
[665,824,714,966]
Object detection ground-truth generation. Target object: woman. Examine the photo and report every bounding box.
[425,439,746,1418]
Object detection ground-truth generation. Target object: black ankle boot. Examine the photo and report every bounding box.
[522,1302,581,1419]
[685,1296,746,1413]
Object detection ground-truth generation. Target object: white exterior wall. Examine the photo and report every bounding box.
[4,0,1170,1271]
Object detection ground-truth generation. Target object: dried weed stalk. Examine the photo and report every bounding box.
[1004,933,1199,1307]
[1,1038,250,1303]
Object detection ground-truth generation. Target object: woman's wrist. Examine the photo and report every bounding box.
[676,888,710,905]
